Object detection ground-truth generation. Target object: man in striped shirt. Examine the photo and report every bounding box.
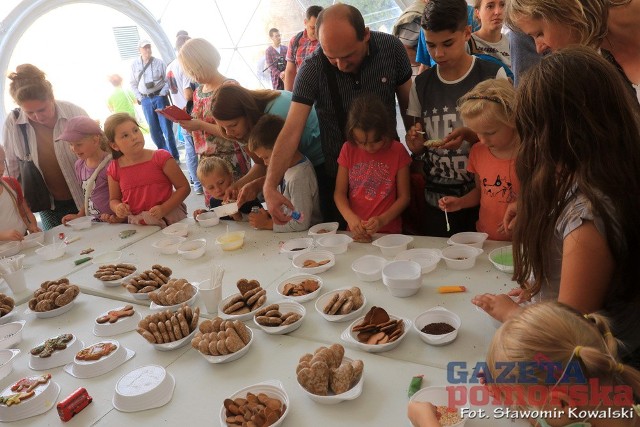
[263,4,413,225]
[283,5,323,91]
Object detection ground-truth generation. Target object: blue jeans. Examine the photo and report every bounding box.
[140,95,180,160]
[181,126,201,191]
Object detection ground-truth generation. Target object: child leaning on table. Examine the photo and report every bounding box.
[0,145,40,241]
[57,116,121,225]
[334,93,410,242]
[408,302,640,427]
[247,114,321,232]
[104,113,189,228]
[438,79,519,241]
[192,156,261,222]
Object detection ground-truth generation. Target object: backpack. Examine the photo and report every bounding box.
[290,31,305,64]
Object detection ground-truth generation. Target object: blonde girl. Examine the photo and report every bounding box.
[0,146,39,240]
[192,157,260,222]
[58,116,119,224]
[486,302,640,427]
[438,79,519,241]
[104,113,189,227]
[334,93,411,240]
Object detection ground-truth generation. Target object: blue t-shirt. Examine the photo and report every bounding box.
[264,91,325,167]
[416,5,480,66]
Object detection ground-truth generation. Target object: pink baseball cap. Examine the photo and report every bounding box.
[56,116,103,142]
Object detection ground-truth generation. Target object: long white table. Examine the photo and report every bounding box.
[0,219,526,426]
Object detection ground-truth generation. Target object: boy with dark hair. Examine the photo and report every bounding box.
[247,114,321,232]
[405,0,508,237]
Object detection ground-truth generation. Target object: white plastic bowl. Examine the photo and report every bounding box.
[196,211,220,227]
[199,328,254,364]
[29,334,83,370]
[253,301,305,335]
[0,321,25,349]
[31,298,77,319]
[0,349,20,382]
[215,231,245,251]
[0,373,61,422]
[212,202,239,218]
[113,365,175,413]
[152,236,186,254]
[0,242,20,258]
[67,216,93,230]
[410,386,468,427]
[413,307,461,346]
[35,242,66,260]
[316,234,353,254]
[488,245,514,274]
[308,222,339,237]
[177,238,207,260]
[382,260,422,297]
[351,255,386,282]
[315,289,367,323]
[276,274,323,302]
[448,231,488,249]
[342,315,411,353]
[151,328,197,351]
[218,293,268,321]
[94,307,142,337]
[91,251,123,265]
[292,250,335,274]
[440,245,484,270]
[162,222,189,237]
[280,237,314,259]
[64,339,134,379]
[297,356,364,404]
[219,380,289,427]
[395,248,442,275]
[21,231,44,249]
[149,284,198,312]
[372,234,414,257]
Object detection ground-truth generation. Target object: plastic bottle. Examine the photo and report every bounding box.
[281,205,303,222]
[250,206,260,214]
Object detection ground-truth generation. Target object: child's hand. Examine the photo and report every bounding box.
[406,122,426,155]
[115,203,131,218]
[362,217,382,235]
[230,212,243,221]
[149,205,164,220]
[501,201,518,235]
[471,293,520,323]
[193,209,207,220]
[346,214,366,236]
[408,401,439,427]
[440,127,476,150]
[438,196,462,213]
[62,213,80,225]
[0,229,24,241]
[249,209,272,230]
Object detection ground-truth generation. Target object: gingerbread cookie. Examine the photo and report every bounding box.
[30,334,74,358]
[96,305,135,324]
[295,344,363,396]
[76,342,118,361]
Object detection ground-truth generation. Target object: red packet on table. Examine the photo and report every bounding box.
[155,105,191,122]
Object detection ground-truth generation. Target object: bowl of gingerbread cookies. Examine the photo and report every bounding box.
[291,250,335,275]
[93,263,137,287]
[314,287,366,322]
[26,279,79,318]
[93,304,142,337]
[122,264,172,300]
[136,304,200,351]
[253,302,305,335]
[276,274,322,303]
[296,343,364,404]
[64,339,134,379]
[29,333,83,370]
[192,317,253,364]
[0,294,15,325]
[341,306,411,353]
[148,279,198,312]
[218,279,267,321]
[220,380,289,427]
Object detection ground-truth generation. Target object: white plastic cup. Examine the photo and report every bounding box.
[197,279,222,314]
[2,269,26,294]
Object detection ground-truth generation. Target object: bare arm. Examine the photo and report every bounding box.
[334,165,365,236]
[283,61,297,92]
[154,159,191,217]
[375,165,411,228]
[396,79,413,131]
[22,199,41,232]
[558,221,613,314]
[108,175,130,218]
[263,101,312,224]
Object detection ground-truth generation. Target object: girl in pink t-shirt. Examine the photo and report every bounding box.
[335,94,411,241]
[438,79,519,241]
[105,113,189,227]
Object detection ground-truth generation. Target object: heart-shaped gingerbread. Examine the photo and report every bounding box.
[330,363,354,394]
[297,361,330,395]
[236,278,260,296]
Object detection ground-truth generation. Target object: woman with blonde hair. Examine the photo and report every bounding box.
[505,0,639,102]
[2,64,87,229]
[177,38,250,182]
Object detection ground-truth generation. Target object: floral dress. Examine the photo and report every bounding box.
[191,83,250,180]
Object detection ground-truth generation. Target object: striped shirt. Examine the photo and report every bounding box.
[130,56,169,100]
[292,31,412,178]
[2,100,88,210]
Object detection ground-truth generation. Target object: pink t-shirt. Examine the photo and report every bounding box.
[467,143,519,241]
[107,150,174,215]
[337,140,411,233]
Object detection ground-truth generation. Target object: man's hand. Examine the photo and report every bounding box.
[236,181,260,208]
[264,186,292,225]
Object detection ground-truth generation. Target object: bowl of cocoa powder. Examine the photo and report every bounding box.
[413,307,460,346]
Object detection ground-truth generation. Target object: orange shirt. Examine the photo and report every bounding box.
[467,143,519,241]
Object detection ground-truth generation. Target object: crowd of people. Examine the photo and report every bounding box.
[2,1,640,425]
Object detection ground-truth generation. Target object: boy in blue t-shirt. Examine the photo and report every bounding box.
[405,0,508,237]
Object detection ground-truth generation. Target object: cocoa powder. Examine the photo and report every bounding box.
[421,322,455,335]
